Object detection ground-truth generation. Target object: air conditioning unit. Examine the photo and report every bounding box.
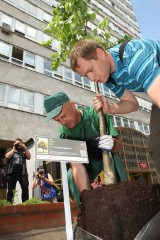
[1,22,11,34]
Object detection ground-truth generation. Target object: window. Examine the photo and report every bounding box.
[25,52,35,69]
[43,0,50,3]
[43,33,51,42]
[43,95,48,115]
[6,0,16,5]
[129,120,135,129]
[17,0,27,10]
[74,73,91,89]
[146,101,152,112]
[28,3,37,16]
[98,83,103,94]
[15,20,25,36]
[52,38,60,50]
[115,116,122,126]
[144,124,150,135]
[26,26,36,40]
[12,46,23,65]
[123,118,129,127]
[52,0,59,7]
[23,90,34,112]
[43,12,52,22]
[0,84,5,105]
[43,34,51,47]
[103,84,110,97]
[8,86,20,109]
[44,59,52,77]
[2,14,12,26]
[0,42,10,60]
[54,66,62,79]
[75,73,82,86]
[64,67,72,83]
[138,123,144,133]
[99,83,117,99]
[83,77,91,89]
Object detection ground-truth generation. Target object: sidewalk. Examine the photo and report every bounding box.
[0,226,72,240]
[0,225,101,240]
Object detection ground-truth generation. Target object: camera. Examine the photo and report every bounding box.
[36,169,44,178]
[38,169,44,175]
[14,143,19,147]
[14,143,20,150]
[14,142,25,151]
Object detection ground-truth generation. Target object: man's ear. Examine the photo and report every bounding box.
[96,48,106,59]
[70,101,76,109]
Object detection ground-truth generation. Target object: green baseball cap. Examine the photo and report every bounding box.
[44,92,70,122]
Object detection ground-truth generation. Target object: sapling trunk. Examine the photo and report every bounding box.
[94,82,116,185]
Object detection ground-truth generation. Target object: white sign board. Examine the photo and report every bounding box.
[35,136,88,163]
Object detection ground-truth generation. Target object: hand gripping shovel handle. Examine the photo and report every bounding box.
[94,82,116,185]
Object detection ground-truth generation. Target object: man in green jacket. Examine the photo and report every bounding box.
[44,92,127,204]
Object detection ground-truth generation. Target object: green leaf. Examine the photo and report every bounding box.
[42,0,113,70]
[88,12,96,21]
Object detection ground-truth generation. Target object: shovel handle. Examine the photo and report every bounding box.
[94,82,116,184]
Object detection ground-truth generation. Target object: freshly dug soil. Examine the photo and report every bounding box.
[78,182,160,240]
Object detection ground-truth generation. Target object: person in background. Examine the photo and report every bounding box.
[5,138,31,203]
[70,38,160,180]
[32,166,57,202]
[44,92,127,204]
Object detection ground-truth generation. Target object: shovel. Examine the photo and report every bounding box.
[94,82,116,185]
[73,226,102,240]
[134,211,160,240]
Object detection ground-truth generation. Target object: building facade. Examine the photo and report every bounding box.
[0,0,155,202]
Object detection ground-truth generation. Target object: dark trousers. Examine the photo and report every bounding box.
[148,105,160,173]
[7,173,29,203]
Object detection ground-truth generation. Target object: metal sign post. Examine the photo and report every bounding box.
[61,162,73,240]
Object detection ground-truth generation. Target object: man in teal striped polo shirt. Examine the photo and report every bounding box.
[70,38,160,178]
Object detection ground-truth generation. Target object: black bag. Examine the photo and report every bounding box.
[56,189,64,202]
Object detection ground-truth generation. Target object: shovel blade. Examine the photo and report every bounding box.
[74,226,102,240]
[134,211,160,240]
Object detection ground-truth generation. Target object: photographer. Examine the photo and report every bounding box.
[5,138,31,204]
[32,166,57,202]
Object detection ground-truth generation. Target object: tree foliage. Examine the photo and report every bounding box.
[42,0,112,70]
[38,141,48,152]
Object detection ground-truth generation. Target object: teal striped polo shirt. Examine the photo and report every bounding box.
[107,39,160,97]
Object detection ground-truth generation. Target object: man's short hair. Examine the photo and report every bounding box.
[15,138,22,142]
[70,39,105,71]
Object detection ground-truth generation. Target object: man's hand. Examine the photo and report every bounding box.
[93,90,139,115]
[97,135,114,151]
[93,94,111,114]
[13,144,17,152]
[20,143,27,151]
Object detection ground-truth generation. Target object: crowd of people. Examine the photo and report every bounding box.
[4,138,59,203]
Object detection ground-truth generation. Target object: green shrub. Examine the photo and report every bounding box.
[0,199,11,206]
[23,197,49,205]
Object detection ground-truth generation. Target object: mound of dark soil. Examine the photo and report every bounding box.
[78,182,160,240]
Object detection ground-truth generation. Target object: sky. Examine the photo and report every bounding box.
[130,0,160,40]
